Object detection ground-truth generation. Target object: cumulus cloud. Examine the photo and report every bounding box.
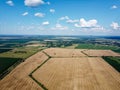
[22,12,28,16]
[34,12,45,17]
[66,19,79,23]
[111,5,117,9]
[50,9,55,13]
[110,22,120,30]
[74,18,104,31]
[51,24,68,30]
[59,16,69,20]
[24,0,45,7]
[57,16,69,23]
[74,18,98,28]
[42,21,49,25]
[6,0,14,6]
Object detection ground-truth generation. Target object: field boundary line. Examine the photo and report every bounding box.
[29,51,51,90]
[0,48,45,80]
[81,50,90,57]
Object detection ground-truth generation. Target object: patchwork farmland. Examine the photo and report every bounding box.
[0,48,120,90]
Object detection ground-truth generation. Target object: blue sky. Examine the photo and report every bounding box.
[0,0,120,36]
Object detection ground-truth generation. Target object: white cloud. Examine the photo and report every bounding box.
[34,12,45,17]
[110,22,120,30]
[74,18,98,28]
[74,18,104,31]
[51,24,68,30]
[59,16,69,20]
[24,0,44,7]
[42,21,49,25]
[91,26,105,31]
[57,16,69,23]
[74,23,80,27]
[22,12,28,16]
[50,9,55,13]
[6,0,14,6]
[66,19,79,23]
[111,5,117,9]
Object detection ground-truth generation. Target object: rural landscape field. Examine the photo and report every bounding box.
[1,0,120,90]
[0,35,120,90]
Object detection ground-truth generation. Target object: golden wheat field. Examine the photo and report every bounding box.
[43,48,86,57]
[0,48,120,90]
[82,49,120,56]
[33,57,120,90]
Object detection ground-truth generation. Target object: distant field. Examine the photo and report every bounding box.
[44,48,86,57]
[0,39,31,53]
[0,37,46,80]
[83,50,120,57]
[102,56,120,72]
[0,46,42,79]
[65,44,78,49]
[0,48,12,53]
[76,44,119,50]
[0,57,22,74]
[0,47,41,59]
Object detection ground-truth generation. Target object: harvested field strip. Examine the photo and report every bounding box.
[82,50,120,57]
[43,48,87,58]
[29,51,51,90]
[89,58,120,90]
[33,57,120,90]
[43,48,120,58]
[29,57,50,75]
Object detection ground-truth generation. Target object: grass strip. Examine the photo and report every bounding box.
[42,51,51,58]
[29,75,48,90]
[81,50,89,57]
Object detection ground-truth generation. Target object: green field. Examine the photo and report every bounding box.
[76,44,119,50]
[0,48,12,53]
[102,57,120,72]
[0,46,41,59]
[0,46,43,78]
[0,57,22,74]
[0,37,47,79]
[75,44,120,53]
